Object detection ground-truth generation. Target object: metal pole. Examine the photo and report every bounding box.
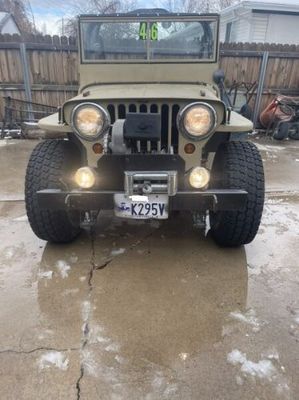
[253,51,269,129]
[19,42,34,121]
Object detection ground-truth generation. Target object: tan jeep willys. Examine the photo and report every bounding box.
[25,9,264,246]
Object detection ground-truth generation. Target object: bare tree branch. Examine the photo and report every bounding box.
[160,0,240,13]
[0,0,38,33]
[62,0,136,36]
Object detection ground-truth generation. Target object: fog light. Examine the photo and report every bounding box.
[189,167,210,189]
[74,167,96,189]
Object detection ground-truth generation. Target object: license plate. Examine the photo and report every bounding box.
[114,194,168,219]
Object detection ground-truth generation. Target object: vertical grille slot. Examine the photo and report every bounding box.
[172,104,180,153]
[161,104,169,151]
[105,101,181,154]
[150,104,158,113]
[107,104,115,124]
[118,104,126,119]
[140,104,147,112]
[129,104,137,112]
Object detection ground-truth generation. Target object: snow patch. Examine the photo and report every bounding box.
[262,349,280,360]
[81,301,91,322]
[164,384,179,396]
[105,342,120,352]
[38,270,53,280]
[55,260,71,278]
[3,247,14,259]
[230,309,263,332]
[80,349,118,383]
[110,248,126,256]
[81,349,98,377]
[241,358,276,379]
[255,143,285,152]
[227,349,276,380]
[179,352,188,361]
[69,254,78,263]
[0,140,13,147]
[236,375,243,385]
[114,354,125,364]
[95,335,110,344]
[13,215,28,222]
[63,288,79,296]
[227,349,246,365]
[39,351,69,371]
[88,325,110,345]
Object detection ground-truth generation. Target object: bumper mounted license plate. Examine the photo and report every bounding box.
[114,193,168,219]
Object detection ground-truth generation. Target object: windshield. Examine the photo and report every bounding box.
[80,17,218,63]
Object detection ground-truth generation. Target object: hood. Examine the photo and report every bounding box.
[65,83,220,104]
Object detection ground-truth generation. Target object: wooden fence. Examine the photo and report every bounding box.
[0,34,299,122]
[0,34,78,121]
[220,42,299,120]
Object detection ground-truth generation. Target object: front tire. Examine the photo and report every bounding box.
[210,141,264,247]
[25,139,82,243]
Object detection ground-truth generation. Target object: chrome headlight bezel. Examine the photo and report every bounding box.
[177,102,217,141]
[71,102,110,141]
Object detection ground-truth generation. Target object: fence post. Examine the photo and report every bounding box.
[19,42,34,121]
[253,51,269,129]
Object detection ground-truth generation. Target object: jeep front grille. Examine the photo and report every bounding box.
[106,102,181,154]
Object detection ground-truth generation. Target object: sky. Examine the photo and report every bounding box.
[30,0,160,35]
[29,0,299,35]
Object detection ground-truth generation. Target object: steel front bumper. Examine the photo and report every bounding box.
[36,189,248,212]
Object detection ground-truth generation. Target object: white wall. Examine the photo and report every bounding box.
[220,10,251,42]
[251,13,268,42]
[221,7,299,44]
[265,14,299,44]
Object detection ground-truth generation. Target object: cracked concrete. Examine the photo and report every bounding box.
[0,136,299,399]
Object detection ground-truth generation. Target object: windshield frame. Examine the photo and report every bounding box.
[78,14,219,64]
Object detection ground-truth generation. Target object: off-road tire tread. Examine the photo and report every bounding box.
[210,141,264,246]
[25,139,81,243]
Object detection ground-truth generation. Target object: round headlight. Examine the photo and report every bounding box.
[71,103,110,140]
[178,102,217,140]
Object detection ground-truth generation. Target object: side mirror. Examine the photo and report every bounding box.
[213,69,225,85]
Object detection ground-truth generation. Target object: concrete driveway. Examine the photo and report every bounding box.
[0,137,298,400]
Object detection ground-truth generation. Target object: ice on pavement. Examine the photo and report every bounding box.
[227,349,276,379]
[229,309,263,331]
[110,248,126,256]
[38,270,53,280]
[13,215,28,222]
[39,351,69,371]
[55,260,71,278]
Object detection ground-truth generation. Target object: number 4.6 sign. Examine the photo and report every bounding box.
[139,22,158,41]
